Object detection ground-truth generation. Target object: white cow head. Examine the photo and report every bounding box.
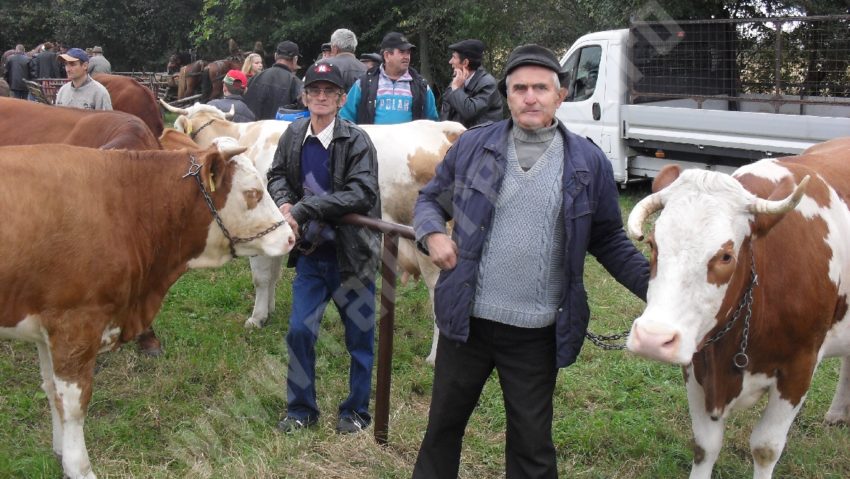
[188,137,295,267]
[625,164,809,365]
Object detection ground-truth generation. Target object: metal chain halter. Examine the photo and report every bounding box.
[703,247,758,369]
[182,154,286,257]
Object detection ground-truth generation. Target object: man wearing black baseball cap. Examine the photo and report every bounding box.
[244,40,303,119]
[267,61,382,436]
[412,44,649,478]
[340,31,438,124]
[439,39,503,128]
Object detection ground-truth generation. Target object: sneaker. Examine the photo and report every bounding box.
[336,413,370,435]
[277,415,317,433]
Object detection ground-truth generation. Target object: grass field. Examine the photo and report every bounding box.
[2,189,849,478]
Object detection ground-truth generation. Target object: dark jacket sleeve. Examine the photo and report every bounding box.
[440,74,498,124]
[289,127,379,224]
[586,147,650,300]
[413,142,458,253]
[266,128,299,207]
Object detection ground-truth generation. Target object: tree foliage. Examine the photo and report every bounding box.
[1,0,846,85]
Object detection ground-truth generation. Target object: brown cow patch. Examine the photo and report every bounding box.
[407,147,443,186]
[706,240,736,286]
[244,188,262,210]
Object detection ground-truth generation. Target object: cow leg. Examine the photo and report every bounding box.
[686,367,725,479]
[49,334,99,479]
[749,386,805,479]
[417,250,441,366]
[245,255,283,328]
[36,342,63,458]
[825,356,850,424]
[135,327,163,357]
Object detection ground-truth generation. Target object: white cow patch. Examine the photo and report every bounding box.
[99,326,122,353]
[55,378,95,479]
[0,315,45,342]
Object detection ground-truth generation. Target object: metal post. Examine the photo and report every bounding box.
[374,232,398,444]
[340,214,415,445]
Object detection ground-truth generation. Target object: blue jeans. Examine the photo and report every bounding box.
[286,254,375,422]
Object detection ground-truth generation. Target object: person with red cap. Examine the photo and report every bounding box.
[207,69,255,122]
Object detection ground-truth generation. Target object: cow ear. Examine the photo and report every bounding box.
[652,165,681,193]
[200,148,228,193]
[752,175,797,236]
[174,116,190,135]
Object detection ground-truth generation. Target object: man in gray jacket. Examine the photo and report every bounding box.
[324,28,366,92]
[439,39,504,128]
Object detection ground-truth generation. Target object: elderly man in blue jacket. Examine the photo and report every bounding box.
[412,44,650,479]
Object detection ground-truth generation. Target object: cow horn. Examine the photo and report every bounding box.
[159,99,189,116]
[747,175,811,215]
[225,105,236,120]
[627,193,664,241]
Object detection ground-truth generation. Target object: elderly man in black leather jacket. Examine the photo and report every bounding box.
[267,61,381,436]
[439,39,504,127]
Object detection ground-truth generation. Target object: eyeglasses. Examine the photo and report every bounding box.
[305,87,341,98]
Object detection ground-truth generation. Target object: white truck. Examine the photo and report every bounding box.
[556,15,850,183]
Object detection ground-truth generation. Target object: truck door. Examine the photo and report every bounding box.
[557,39,626,182]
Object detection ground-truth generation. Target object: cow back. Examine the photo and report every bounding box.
[0,97,161,150]
[94,73,165,137]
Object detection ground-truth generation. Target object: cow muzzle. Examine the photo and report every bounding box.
[626,319,687,365]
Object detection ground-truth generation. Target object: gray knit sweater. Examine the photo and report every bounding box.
[471,127,565,328]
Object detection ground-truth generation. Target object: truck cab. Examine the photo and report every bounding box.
[556,29,630,182]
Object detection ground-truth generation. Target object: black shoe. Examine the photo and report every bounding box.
[277,415,317,433]
[336,413,370,434]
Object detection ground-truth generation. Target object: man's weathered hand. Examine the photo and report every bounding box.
[426,233,458,270]
[279,203,299,238]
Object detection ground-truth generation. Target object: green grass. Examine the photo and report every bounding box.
[2,189,849,478]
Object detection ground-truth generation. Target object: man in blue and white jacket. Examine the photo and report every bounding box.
[340,31,438,125]
[412,44,650,479]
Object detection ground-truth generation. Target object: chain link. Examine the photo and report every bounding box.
[585,329,631,350]
[184,155,286,256]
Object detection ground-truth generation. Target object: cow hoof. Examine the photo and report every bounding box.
[244,317,266,329]
[139,345,164,357]
[825,411,849,425]
[425,353,436,366]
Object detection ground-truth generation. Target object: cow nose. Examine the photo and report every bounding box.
[628,321,681,364]
[287,233,296,249]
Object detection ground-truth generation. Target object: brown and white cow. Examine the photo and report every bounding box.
[93,73,165,137]
[162,102,465,363]
[0,97,169,354]
[0,142,295,479]
[625,137,850,479]
[1,97,161,150]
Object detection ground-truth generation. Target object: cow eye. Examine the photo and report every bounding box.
[720,253,733,263]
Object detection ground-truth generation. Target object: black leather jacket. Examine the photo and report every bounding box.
[267,117,382,282]
[243,63,303,120]
[439,67,504,128]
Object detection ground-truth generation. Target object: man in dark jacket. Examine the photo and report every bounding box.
[244,40,303,119]
[439,39,504,127]
[412,44,650,478]
[267,61,381,435]
[207,69,255,122]
[31,42,61,79]
[340,31,438,124]
[4,45,30,99]
[323,28,366,92]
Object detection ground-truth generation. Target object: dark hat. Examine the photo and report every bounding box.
[59,47,89,63]
[448,39,485,62]
[92,46,103,54]
[381,32,415,51]
[275,41,300,58]
[321,42,331,52]
[304,62,344,89]
[359,52,382,63]
[498,44,565,96]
